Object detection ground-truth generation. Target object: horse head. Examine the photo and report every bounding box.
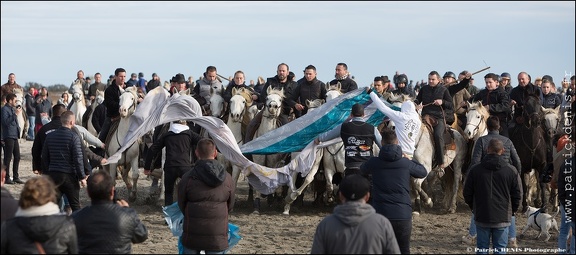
[305,98,325,112]
[541,105,561,139]
[326,82,343,101]
[12,88,24,109]
[119,87,138,118]
[264,86,284,117]
[464,101,489,140]
[229,87,252,122]
[94,90,105,105]
[71,80,84,102]
[209,87,225,118]
[522,93,543,128]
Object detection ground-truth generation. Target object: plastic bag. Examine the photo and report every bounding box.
[162,202,184,236]
[163,202,242,254]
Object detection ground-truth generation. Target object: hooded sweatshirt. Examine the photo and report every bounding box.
[311,201,400,254]
[361,144,427,220]
[463,154,522,228]
[370,91,421,155]
[178,159,235,252]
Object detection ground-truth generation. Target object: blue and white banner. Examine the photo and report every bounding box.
[106,87,399,195]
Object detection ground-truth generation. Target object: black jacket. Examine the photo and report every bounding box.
[41,127,85,179]
[25,92,36,115]
[91,103,106,134]
[469,130,521,174]
[144,129,202,170]
[72,200,148,254]
[292,78,327,115]
[178,159,235,252]
[464,154,522,227]
[32,116,62,172]
[361,144,427,220]
[509,83,542,120]
[1,214,78,254]
[104,84,122,118]
[1,187,18,223]
[469,87,511,122]
[415,84,454,122]
[330,76,358,93]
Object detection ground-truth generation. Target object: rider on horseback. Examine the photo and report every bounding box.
[415,71,455,169]
[98,68,126,143]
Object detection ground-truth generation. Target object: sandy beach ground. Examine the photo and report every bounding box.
[3,139,564,254]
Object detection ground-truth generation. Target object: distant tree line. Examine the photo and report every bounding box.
[23,82,67,92]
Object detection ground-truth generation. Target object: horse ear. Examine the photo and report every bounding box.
[540,106,546,112]
[337,82,342,91]
[232,87,237,96]
[554,105,561,113]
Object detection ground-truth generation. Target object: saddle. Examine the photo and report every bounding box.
[422,114,456,151]
[104,118,121,155]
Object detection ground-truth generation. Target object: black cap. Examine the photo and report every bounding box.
[138,72,144,78]
[152,73,158,77]
[338,175,370,201]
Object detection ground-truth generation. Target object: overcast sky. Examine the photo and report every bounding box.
[2,1,575,89]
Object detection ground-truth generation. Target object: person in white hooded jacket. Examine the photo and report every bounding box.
[369,89,421,158]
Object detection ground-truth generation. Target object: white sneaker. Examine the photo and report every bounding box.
[461,234,476,245]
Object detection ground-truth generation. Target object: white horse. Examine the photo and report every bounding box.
[251,86,286,214]
[463,101,489,140]
[226,87,257,183]
[209,86,226,119]
[542,105,561,141]
[414,114,468,214]
[282,97,327,215]
[12,88,28,140]
[85,90,104,137]
[70,81,87,126]
[103,86,141,202]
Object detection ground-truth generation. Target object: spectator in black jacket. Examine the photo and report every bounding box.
[72,170,148,254]
[31,104,67,174]
[144,120,202,206]
[1,164,18,223]
[463,116,522,247]
[178,138,234,254]
[41,111,87,212]
[469,73,512,137]
[464,139,521,253]
[1,176,78,254]
[360,129,427,254]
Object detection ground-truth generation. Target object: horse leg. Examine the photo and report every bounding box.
[120,163,133,202]
[129,157,139,203]
[521,171,530,212]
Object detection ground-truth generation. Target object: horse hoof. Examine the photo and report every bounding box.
[282,211,289,216]
[447,208,456,214]
[251,210,260,215]
[412,211,420,217]
[426,198,433,208]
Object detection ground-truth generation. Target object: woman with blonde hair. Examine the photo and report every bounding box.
[0,176,78,254]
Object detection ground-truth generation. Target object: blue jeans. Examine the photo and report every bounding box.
[469,214,516,239]
[181,246,225,254]
[27,116,35,139]
[476,225,508,254]
[558,205,576,254]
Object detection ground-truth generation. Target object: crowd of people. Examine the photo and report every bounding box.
[1,64,574,254]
